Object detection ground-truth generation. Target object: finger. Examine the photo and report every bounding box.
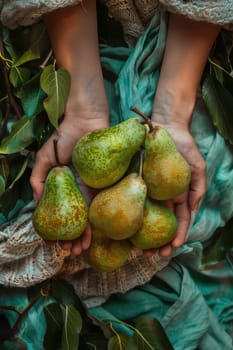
[81,224,92,250]
[30,160,51,202]
[71,240,82,255]
[143,248,157,257]
[166,199,174,212]
[159,244,172,257]
[30,136,58,201]
[59,241,73,250]
[189,156,206,211]
[172,192,190,248]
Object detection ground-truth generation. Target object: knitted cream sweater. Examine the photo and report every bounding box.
[0,201,169,307]
[0,0,233,43]
[0,0,232,307]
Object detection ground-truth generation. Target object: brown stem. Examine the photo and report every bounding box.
[130,106,154,132]
[0,305,21,315]
[53,138,61,165]
[12,281,50,334]
[0,36,22,119]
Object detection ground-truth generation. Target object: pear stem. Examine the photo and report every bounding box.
[139,149,144,178]
[130,106,154,132]
[53,138,61,166]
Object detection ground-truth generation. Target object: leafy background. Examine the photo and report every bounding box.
[0,4,233,349]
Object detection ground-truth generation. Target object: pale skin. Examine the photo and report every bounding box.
[30,0,220,256]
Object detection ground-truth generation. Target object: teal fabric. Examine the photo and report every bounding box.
[90,12,233,350]
[0,287,53,350]
[90,262,233,349]
[1,11,233,350]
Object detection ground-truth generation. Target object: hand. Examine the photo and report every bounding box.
[30,107,109,255]
[144,122,206,257]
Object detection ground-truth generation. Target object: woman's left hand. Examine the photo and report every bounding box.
[144,123,206,257]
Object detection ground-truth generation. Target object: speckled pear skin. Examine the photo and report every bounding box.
[143,126,191,200]
[130,198,178,249]
[33,166,88,240]
[87,229,132,272]
[72,118,146,189]
[89,173,147,240]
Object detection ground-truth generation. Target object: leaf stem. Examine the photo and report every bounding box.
[0,305,21,315]
[40,49,53,69]
[12,281,50,334]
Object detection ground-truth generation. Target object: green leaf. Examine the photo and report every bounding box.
[7,157,28,190]
[40,64,71,129]
[14,48,40,67]
[50,279,77,306]
[9,67,31,88]
[25,22,50,59]
[0,158,10,180]
[202,216,233,269]
[16,74,46,117]
[208,58,233,92]
[210,31,233,73]
[0,116,35,154]
[108,333,138,350]
[83,331,108,350]
[44,303,63,350]
[0,175,6,196]
[202,74,233,144]
[50,279,89,320]
[33,114,54,147]
[60,304,82,350]
[133,316,173,350]
[1,28,18,61]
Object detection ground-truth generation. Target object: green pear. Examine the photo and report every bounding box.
[130,198,177,249]
[143,126,191,200]
[72,118,146,189]
[33,166,88,240]
[89,173,147,240]
[87,229,132,272]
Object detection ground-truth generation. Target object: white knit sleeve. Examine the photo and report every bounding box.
[0,0,82,29]
[0,202,70,287]
[159,0,233,27]
[0,200,170,305]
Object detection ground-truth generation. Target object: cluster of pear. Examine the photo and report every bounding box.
[32,111,191,273]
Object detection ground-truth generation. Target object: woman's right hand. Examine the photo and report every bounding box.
[30,106,109,255]
[31,0,109,255]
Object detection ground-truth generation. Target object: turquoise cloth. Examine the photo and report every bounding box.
[0,287,53,350]
[90,12,233,349]
[1,12,233,350]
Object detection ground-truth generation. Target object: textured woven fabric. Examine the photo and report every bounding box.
[105,0,233,43]
[0,0,82,28]
[0,199,169,307]
[0,0,233,39]
[159,0,233,27]
[0,202,70,286]
[0,0,233,310]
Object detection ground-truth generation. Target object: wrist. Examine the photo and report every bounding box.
[60,107,109,139]
[151,84,196,128]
